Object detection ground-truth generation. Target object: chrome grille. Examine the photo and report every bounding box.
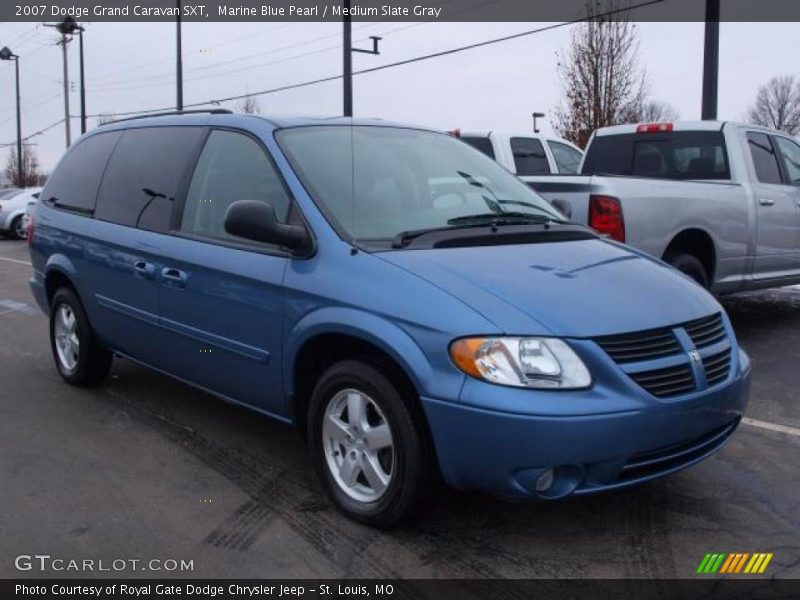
[629,363,696,398]
[704,349,732,387]
[595,328,681,363]
[685,313,726,348]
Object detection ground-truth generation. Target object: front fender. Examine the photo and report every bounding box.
[283,306,464,403]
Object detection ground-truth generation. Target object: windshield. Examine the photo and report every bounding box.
[276,126,565,242]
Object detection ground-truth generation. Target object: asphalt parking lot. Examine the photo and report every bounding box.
[1,237,798,580]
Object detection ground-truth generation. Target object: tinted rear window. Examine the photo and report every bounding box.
[95,127,205,232]
[747,132,783,184]
[460,136,495,159]
[583,131,730,180]
[41,131,121,214]
[510,137,551,175]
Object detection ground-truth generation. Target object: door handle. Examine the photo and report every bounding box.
[161,267,188,288]
[758,198,776,207]
[133,260,156,280]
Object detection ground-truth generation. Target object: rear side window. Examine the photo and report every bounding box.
[510,137,550,175]
[584,132,730,180]
[180,129,292,244]
[747,132,783,185]
[774,136,800,186]
[41,131,120,214]
[95,127,205,232]
[460,136,495,160]
[548,141,583,174]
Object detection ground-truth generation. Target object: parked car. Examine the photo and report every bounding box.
[29,112,750,527]
[524,121,800,292]
[20,192,41,238]
[1,187,42,240]
[452,130,585,176]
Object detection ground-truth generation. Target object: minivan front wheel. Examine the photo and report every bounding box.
[308,360,431,528]
[49,288,112,386]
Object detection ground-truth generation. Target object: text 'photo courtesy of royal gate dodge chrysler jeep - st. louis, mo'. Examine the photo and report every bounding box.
[28,111,750,527]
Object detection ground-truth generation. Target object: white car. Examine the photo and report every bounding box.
[451,130,585,176]
[1,187,42,240]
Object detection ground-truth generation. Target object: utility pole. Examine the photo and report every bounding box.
[176,0,184,111]
[60,34,71,147]
[701,0,720,120]
[78,27,86,134]
[48,18,83,146]
[342,0,381,117]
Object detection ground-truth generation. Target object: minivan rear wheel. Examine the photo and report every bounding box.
[308,360,431,528]
[50,288,112,386]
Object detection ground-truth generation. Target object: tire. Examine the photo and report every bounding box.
[308,359,433,528]
[666,253,709,288]
[10,216,25,240]
[49,287,112,386]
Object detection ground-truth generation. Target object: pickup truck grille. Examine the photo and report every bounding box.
[594,313,733,399]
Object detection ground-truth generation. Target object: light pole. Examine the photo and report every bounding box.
[0,46,22,186]
[701,0,720,120]
[532,112,545,134]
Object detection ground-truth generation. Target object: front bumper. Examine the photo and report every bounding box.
[421,348,751,498]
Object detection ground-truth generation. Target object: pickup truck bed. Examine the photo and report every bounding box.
[525,121,800,294]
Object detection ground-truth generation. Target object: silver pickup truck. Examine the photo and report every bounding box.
[524,121,800,293]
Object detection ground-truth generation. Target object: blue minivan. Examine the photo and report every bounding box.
[30,111,751,527]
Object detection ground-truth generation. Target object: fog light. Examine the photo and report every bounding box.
[535,468,555,492]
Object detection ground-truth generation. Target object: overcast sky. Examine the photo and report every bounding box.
[0,19,798,172]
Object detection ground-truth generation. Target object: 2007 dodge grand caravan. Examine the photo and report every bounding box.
[29,111,751,527]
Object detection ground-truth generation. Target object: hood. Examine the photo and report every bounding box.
[379,239,721,337]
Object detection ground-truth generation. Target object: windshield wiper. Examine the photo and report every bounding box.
[446,212,551,226]
[392,213,552,249]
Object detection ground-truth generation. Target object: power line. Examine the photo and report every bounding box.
[93,0,663,116]
[0,118,65,146]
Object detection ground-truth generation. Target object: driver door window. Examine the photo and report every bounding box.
[181,129,291,245]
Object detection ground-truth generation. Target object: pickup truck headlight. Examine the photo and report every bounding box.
[449,337,592,389]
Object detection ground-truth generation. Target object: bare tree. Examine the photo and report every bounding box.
[747,75,800,135]
[4,145,42,187]
[633,100,680,123]
[237,94,261,115]
[554,0,648,148]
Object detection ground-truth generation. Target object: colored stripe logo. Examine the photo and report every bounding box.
[697,553,773,574]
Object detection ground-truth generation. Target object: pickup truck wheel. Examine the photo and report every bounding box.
[308,360,431,528]
[667,253,709,288]
[50,288,112,386]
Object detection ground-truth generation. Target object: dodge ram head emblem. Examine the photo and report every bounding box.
[688,350,702,364]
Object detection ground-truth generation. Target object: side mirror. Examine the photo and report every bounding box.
[224,200,310,252]
[550,198,572,220]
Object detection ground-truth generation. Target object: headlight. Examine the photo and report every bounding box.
[449,337,592,389]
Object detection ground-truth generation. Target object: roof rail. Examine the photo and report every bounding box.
[100,108,233,126]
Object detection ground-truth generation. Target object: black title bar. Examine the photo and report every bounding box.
[4,0,800,23]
